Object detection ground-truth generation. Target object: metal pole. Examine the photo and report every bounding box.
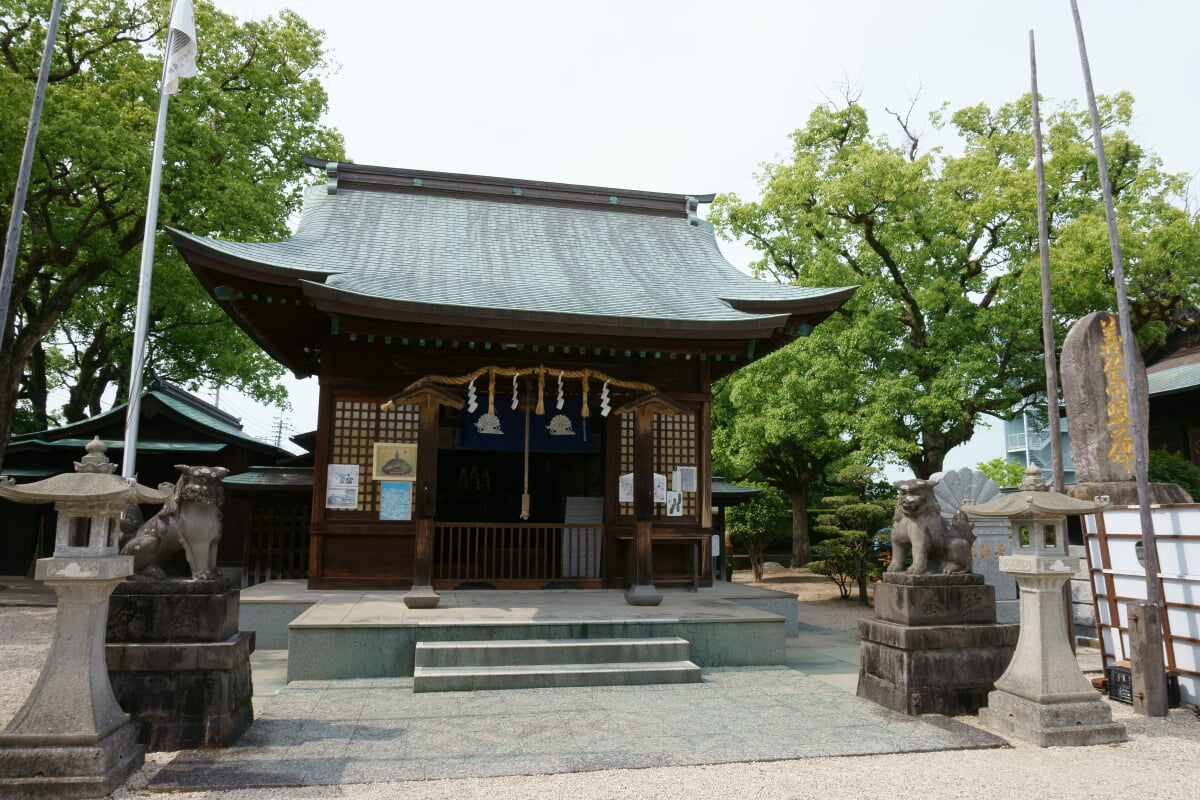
[1029,31,1065,496]
[122,1,182,480]
[1069,0,1167,716]
[121,86,170,480]
[0,0,65,375]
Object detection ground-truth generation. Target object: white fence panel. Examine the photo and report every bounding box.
[1084,504,1200,707]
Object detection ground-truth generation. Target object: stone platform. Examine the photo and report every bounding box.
[105,579,254,751]
[857,573,1018,716]
[239,581,792,682]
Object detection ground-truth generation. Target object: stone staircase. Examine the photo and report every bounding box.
[412,636,701,692]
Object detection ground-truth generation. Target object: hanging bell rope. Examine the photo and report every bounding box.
[520,406,531,520]
[487,367,497,416]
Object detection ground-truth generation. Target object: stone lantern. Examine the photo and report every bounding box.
[965,464,1126,746]
[0,438,169,798]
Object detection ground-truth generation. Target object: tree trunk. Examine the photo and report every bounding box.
[856,561,870,605]
[787,484,812,567]
[24,342,50,431]
[0,358,20,471]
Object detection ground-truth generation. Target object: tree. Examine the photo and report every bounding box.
[976,457,1027,488]
[0,0,345,463]
[808,465,891,603]
[724,486,790,582]
[713,339,861,567]
[710,94,1199,479]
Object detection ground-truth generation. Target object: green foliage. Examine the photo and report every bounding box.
[0,0,345,449]
[806,475,891,604]
[726,487,792,581]
[976,457,1027,488]
[712,339,863,566]
[1147,448,1200,500]
[809,529,879,602]
[710,94,1199,479]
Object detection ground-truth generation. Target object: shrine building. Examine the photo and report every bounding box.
[170,158,854,607]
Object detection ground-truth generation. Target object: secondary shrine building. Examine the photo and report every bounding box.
[171,158,853,606]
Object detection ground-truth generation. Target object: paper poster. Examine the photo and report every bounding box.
[380,481,413,520]
[620,473,668,502]
[619,473,634,502]
[666,490,683,516]
[373,443,417,481]
[325,464,359,509]
[676,466,697,493]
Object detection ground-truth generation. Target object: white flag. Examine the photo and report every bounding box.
[163,0,198,95]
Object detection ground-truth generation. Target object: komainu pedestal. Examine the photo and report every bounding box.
[857,573,1018,716]
[105,578,254,751]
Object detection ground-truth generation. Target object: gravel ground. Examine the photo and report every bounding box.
[4,597,1199,799]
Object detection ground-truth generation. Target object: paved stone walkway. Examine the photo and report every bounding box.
[149,622,1004,791]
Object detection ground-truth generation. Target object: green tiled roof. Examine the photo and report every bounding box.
[13,438,226,453]
[8,378,286,458]
[223,467,313,489]
[170,163,853,331]
[1148,356,1200,396]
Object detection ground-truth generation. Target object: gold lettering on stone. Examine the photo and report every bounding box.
[1098,316,1134,473]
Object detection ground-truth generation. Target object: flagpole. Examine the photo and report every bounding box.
[0,0,65,452]
[1069,0,1167,717]
[1029,31,1065,495]
[122,0,195,479]
[121,85,171,480]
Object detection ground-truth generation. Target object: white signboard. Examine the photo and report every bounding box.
[325,464,359,509]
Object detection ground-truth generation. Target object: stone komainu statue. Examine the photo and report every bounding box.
[120,464,229,580]
[888,478,975,575]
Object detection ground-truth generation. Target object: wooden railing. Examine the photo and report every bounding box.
[433,523,603,585]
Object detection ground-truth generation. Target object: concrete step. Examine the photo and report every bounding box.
[414,637,691,669]
[412,637,701,692]
[412,660,702,692]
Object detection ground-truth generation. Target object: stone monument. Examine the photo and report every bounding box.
[0,439,167,799]
[1062,311,1193,505]
[933,468,1017,622]
[968,465,1126,746]
[857,478,1019,716]
[105,464,255,751]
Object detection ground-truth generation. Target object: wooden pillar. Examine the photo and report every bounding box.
[404,394,441,608]
[615,392,689,607]
[389,382,461,610]
[626,404,662,606]
[1129,602,1170,716]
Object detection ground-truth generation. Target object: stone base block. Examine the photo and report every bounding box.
[0,722,143,800]
[875,574,997,626]
[978,689,1127,747]
[106,631,254,751]
[857,618,1018,716]
[1067,481,1193,505]
[108,579,239,643]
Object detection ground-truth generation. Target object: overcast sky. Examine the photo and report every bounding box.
[207,0,1200,470]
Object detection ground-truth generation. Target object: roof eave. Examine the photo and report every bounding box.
[300,280,797,340]
[167,228,340,288]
